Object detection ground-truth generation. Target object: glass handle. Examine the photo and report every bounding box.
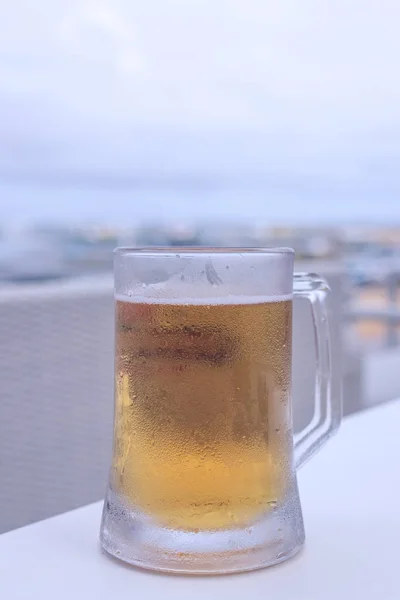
[293,273,342,469]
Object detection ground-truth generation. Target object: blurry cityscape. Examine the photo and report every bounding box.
[1,219,399,350]
[1,220,400,281]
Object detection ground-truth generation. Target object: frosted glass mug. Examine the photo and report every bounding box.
[100,247,341,574]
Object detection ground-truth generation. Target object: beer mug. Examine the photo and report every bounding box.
[100,247,341,574]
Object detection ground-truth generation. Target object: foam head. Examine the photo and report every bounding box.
[114,247,294,304]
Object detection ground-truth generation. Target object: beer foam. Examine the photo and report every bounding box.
[115,292,293,305]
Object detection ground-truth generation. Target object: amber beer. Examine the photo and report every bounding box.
[113,296,293,531]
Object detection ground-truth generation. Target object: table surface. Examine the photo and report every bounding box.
[2,400,400,600]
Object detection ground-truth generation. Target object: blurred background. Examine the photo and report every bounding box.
[1,1,399,533]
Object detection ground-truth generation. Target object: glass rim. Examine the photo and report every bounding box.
[114,246,295,256]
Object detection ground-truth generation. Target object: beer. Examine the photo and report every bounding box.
[113,296,293,531]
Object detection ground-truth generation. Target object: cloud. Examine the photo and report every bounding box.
[0,0,399,218]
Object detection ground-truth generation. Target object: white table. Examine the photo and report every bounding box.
[2,400,400,599]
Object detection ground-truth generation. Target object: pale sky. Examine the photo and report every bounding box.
[0,1,400,223]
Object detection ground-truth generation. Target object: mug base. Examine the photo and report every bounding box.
[100,487,305,575]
